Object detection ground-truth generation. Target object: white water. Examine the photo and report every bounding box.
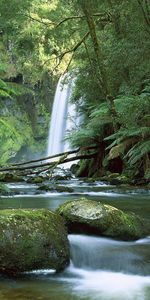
[62,234,150,300]
[1,183,150,300]
[47,75,80,156]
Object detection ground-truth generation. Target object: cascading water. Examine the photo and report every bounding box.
[62,234,150,300]
[68,234,150,275]
[47,75,80,156]
[1,181,150,300]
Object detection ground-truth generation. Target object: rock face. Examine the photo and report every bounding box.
[0,209,70,275]
[57,199,150,241]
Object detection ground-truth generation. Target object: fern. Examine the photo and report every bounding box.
[0,79,16,98]
[145,168,150,179]
[0,78,34,99]
[126,140,150,165]
[105,127,150,143]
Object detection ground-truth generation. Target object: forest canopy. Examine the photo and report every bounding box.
[0,0,150,180]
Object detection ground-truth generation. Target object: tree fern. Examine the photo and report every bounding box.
[68,102,112,148]
[126,140,150,166]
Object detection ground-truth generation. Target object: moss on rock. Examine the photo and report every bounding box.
[0,173,24,183]
[26,176,44,184]
[0,209,70,275]
[37,184,74,193]
[56,198,150,241]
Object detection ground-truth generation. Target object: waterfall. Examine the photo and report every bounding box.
[47,75,79,156]
[68,234,150,275]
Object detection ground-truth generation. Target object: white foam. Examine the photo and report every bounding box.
[64,268,150,300]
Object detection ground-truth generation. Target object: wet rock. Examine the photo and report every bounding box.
[100,173,130,185]
[50,167,73,181]
[0,173,24,183]
[26,176,44,184]
[0,209,70,275]
[75,160,89,177]
[56,198,150,241]
[70,163,80,175]
[37,184,74,193]
[52,174,70,181]
[83,178,96,183]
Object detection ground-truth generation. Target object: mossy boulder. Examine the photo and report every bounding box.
[56,199,150,241]
[0,173,24,183]
[0,209,70,275]
[100,173,130,185]
[26,176,44,184]
[37,184,74,193]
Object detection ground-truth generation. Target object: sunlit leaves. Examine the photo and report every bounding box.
[0,117,33,164]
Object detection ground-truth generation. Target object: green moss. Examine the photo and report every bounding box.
[0,173,24,183]
[75,160,89,177]
[37,184,74,193]
[0,209,70,275]
[27,177,44,184]
[56,199,150,240]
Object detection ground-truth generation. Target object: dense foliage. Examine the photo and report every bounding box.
[0,0,149,179]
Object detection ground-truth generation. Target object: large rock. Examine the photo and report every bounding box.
[0,209,70,275]
[56,199,150,241]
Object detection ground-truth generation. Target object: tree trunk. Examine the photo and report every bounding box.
[79,0,118,131]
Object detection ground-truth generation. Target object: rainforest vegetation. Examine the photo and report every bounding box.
[0,0,150,181]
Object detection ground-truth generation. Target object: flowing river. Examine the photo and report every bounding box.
[0,179,150,300]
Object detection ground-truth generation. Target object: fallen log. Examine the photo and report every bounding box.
[9,146,98,167]
[10,148,80,167]
[0,146,98,176]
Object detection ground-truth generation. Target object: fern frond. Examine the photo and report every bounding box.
[145,168,150,179]
[0,78,34,99]
[126,140,150,165]
[90,103,109,118]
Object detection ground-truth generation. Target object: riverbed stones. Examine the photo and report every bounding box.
[0,209,70,275]
[37,184,74,193]
[56,199,150,241]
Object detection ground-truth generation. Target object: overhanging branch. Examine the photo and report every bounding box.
[24,12,112,28]
[56,13,112,28]
[43,31,90,67]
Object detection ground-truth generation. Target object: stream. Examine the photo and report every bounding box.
[0,179,150,300]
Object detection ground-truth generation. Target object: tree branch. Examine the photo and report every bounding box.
[0,150,98,173]
[43,31,90,67]
[62,52,75,74]
[23,12,112,29]
[56,13,112,28]
[1,146,98,169]
[23,14,55,27]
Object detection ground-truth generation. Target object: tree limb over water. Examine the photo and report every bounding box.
[0,146,98,176]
